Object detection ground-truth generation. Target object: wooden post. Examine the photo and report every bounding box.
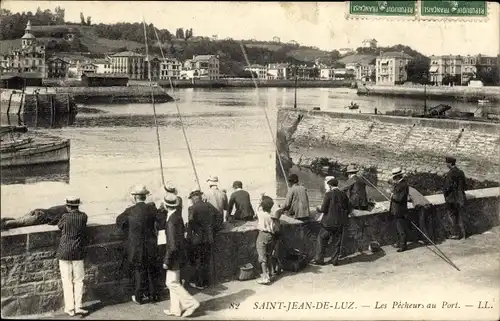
[50,95,55,126]
[34,94,39,128]
[66,94,70,113]
[7,92,13,114]
[18,90,25,115]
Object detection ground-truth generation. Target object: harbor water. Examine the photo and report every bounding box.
[1,87,488,220]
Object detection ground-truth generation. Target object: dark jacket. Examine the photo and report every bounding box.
[408,187,431,208]
[116,202,159,266]
[319,188,350,229]
[164,209,187,271]
[282,184,310,219]
[390,178,409,218]
[156,197,183,230]
[56,209,88,261]
[341,175,368,210]
[227,189,255,220]
[443,166,466,207]
[187,200,216,245]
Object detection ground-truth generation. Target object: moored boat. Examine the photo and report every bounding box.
[0,126,70,168]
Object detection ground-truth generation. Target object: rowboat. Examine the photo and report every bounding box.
[0,126,70,168]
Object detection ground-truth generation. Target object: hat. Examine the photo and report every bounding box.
[66,196,80,206]
[131,185,150,195]
[445,156,456,164]
[346,165,359,173]
[164,183,178,195]
[391,167,403,177]
[164,194,180,208]
[324,176,336,184]
[207,176,219,184]
[188,188,202,199]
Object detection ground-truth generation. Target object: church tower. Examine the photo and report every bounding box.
[21,20,36,49]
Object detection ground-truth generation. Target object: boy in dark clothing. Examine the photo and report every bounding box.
[227,181,255,221]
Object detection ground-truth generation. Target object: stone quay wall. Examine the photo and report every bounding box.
[277,108,500,192]
[1,188,498,317]
[1,188,498,318]
[0,89,77,115]
[357,84,500,102]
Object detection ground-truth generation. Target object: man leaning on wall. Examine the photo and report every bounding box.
[56,197,89,317]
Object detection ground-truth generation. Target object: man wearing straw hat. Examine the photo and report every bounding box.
[158,183,183,229]
[388,168,410,252]
[116,185,160,304]
[57,196,88,317]
[162,194,200,317]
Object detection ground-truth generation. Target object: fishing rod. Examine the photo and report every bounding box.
[359,173,460,272]
[238,42,290,192]
[142,19,166,186]
[150,23,201,191]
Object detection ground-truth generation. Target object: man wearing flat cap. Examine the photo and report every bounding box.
[57,197,88,317]
[186,188,218,290]
[388,167,410,252]
[443,156,467,239]
[116,185,160,304]
[311,177,350,266]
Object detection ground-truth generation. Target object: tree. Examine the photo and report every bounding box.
[54,6,65,23]
[475,65,499,85]
[80,12,85,25]
[370,69,376,82]
[86,16,91,26]
[406,56,430,84]
[175,28,184,39]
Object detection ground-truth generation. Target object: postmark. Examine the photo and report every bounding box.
[345,1,418,21]
[418,0,490,22]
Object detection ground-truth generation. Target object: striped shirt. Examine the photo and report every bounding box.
[56,209,88,261]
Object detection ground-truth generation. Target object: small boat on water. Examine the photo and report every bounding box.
[0,125,70,168]
[478,99,490,105]
[346,102,359,110]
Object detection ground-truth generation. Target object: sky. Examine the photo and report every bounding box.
[3,1,499,56]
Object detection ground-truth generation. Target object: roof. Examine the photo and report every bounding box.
[193,55,216,61]
[380,51,412,59]
[246,64,266,68]
[93,59,111,64]
[21,33,36,40]
[111,51,144,57]
[0,72,43,80]
[268,63,289,69]
[47,57,70,64]
[82,73,129,79]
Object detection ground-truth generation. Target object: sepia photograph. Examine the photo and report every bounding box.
[0,1,499,320]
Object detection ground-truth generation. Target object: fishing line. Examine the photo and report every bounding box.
[238,42,290,191]
[151,25,202,191]
[142,18,165,186]
[359,174,460,271]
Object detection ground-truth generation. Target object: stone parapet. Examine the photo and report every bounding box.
[1,188,498,318]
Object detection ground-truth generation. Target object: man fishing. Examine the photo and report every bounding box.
[116,185,160,304]
[388,168,410,253]
[204,176,227,230]
[227,180,255,222]
[281,174,311,221]
[443,156,467,240]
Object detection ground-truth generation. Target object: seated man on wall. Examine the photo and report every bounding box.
[1,204,68,230]
[226,180,255,222]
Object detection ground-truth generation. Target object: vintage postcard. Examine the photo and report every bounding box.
[0,1,499,320]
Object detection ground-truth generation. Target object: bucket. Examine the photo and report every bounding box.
[238,263,255,281]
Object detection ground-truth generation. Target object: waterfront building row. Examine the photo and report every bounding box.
[428,54,499,86]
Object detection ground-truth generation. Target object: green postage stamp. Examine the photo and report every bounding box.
[346,1,490,21]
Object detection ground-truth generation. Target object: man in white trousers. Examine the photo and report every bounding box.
[162,194,200,317]
[57,197,88,316]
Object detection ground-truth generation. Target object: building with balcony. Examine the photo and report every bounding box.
[266,63,289,80]
[461,54,498,85]
[0,21,46,77]
[244,64,268,79]
[46,57,69,79]
[110,51,146,80]
[183,55,220,80]
[375,51,412,85]
[346,56,376,81]
[428,55,462,85]
[160,57,182,80]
